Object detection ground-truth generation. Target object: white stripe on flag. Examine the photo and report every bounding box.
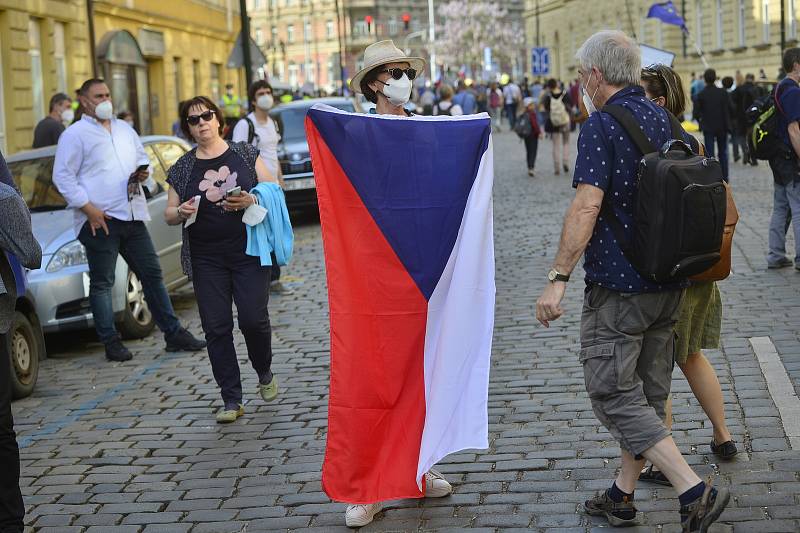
[416,136,495,487]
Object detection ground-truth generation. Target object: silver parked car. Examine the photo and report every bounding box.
[6,135,191,340]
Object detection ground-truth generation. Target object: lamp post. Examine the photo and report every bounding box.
[334,0,346,94]
[428,0,436,82]
[239,0,253,89]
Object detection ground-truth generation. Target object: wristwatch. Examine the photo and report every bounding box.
[547,268,570,283]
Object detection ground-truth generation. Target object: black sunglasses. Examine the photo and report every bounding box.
[380,67,417,81]
[187,110,215,126]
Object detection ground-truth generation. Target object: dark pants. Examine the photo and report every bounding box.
[191,249,273,406]
[505,103,517,130]
[703,131,729,180]
[78,220,181,344]
[0,336,24,533]
[524,135,539,170]
[731,131,748,162]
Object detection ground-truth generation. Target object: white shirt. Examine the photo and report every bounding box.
[232,112,281,178]
[503,83,521,105]
[53,115,152,236]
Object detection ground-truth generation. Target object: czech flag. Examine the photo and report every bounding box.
[305,105,495,504]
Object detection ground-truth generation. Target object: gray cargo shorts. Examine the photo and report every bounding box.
[579,284,683,457]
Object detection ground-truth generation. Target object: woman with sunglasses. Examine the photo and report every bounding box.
[638,64,737,487]
[337,40,454,528]
[164,96,280,424]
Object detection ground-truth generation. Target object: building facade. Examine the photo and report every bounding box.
[1,0,244,155]
[524,0,797,87]
[249,0,527,93]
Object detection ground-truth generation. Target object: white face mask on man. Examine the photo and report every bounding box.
[378,73,413,107]
[61,108,75,125]
[582,70,600,115]
[256,94,274,110]
[94,100,114,120]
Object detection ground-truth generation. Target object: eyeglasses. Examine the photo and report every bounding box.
[380,67,417,81]
[187,110,215,126]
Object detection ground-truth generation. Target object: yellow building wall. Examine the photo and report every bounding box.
[92,0,241,137]
[0,0,90,155]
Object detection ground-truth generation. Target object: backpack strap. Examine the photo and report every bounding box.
[602,104,656,155]
[245,117,259,146]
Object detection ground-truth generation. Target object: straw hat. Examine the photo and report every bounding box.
[349,40,426,94]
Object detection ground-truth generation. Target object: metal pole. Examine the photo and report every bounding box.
[334,0,346,94]
[681,0,687,58]
[239,0,253,89]
[624,0,636,40]
[535,0,540,47]
[87,0,98,78]
[428,0,436,82]
[781,0,786,62]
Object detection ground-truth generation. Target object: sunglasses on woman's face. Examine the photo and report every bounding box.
[187,110,215,126]
[381,67,417,81]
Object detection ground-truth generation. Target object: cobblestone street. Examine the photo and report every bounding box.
[12,129,800,532]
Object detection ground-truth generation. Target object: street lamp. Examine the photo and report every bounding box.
[428,0,436,82]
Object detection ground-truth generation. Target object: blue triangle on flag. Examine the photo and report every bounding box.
[308,109,491,300]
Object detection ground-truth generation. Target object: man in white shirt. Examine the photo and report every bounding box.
[503,81,522,131]
[53,78,206,362]
[232,80,292,294]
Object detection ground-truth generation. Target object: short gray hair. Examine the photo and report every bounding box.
[575,30,641,86]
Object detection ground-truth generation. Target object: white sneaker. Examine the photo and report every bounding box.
[424,469,453,498]
[345,502,382,528]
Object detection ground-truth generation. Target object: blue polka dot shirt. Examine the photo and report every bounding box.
[572,85,689,293]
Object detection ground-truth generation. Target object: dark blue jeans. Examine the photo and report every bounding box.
[191,249,273,406]
[78,219,181,344]
[703,131,729,180]
[0,336,24,532]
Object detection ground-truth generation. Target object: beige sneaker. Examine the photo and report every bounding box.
[424,469,453,498]
[258,376,278,402]
[215,404,244,423]
[345,502,382,527]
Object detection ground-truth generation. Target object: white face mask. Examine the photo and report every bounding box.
[61,108,75,125]
[256,94,274,110]
[581,70,599,115]
[125,119,135,128]
[379,73,412,107]
[94,100,114,120]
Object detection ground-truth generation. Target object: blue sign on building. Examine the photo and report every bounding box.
[531,47,550,76]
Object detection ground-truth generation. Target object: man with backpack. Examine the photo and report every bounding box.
[535,31,730,533]
[541,79,573,175]
[766,48,800,270]
[731,73,760,166]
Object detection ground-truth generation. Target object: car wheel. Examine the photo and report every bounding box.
[7,311,39,400]
[117,270,155,339]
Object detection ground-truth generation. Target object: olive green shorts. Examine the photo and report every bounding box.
[673,281,722,364]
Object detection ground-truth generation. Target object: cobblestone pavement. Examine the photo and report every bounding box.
[12,129,800,532]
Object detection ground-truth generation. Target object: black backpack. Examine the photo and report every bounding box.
[223,117,259,144]
[601,105,727,282]
[747,82,792,160]
[514,113,532,138]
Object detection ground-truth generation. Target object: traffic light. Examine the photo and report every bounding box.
[365,15,373,33]
[402,13,410,31]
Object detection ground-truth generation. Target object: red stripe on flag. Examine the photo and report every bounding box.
[306,116,428,503]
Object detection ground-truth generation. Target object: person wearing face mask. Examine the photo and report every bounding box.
[338,40,454,528]
[53,78,207,362]
[232,80,289,294]
[535,31,730,532]
[33,93,73,148]
[117,110,137,132]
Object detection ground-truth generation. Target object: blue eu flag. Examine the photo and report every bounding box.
[647,1,687,28]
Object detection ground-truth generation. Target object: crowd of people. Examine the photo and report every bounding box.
[3,30,800,533]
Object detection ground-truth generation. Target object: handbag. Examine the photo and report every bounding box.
[689,181,738,282]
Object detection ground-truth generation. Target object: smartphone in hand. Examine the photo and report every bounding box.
[225,186,242,198]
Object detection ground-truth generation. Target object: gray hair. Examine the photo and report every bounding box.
[575,30,641,86]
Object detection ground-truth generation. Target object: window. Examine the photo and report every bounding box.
[29,18,45,124]
[192,60,201,96]
[790,0,797,39]
[54,22,67,93]
[327,59,334,86]
[6,156,64,210]
[388,18,397,35]
[210,62,221,102]
[155,142,187,170]
[716,0,724,48]
[173,57,182,108]
[288,24,294,43]
[304,21,311,42]
[695,0,703,50]
[326,20,334,39]
[353,20,367,36]
[656,19,663,48]
[638,17,646,44]
[272,25,278,45]
[288,62,299,86]
[738,0,746,46]
[143,145,167,195]
[762,0,770,43]
[256,28,264,45]
[254,0,261,7]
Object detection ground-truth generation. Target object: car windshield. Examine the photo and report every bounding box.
[275,102,354,143]
[7,156,67,212]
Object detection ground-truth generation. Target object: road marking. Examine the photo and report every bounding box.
[749,336,800,450]
[16,353,178,449]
